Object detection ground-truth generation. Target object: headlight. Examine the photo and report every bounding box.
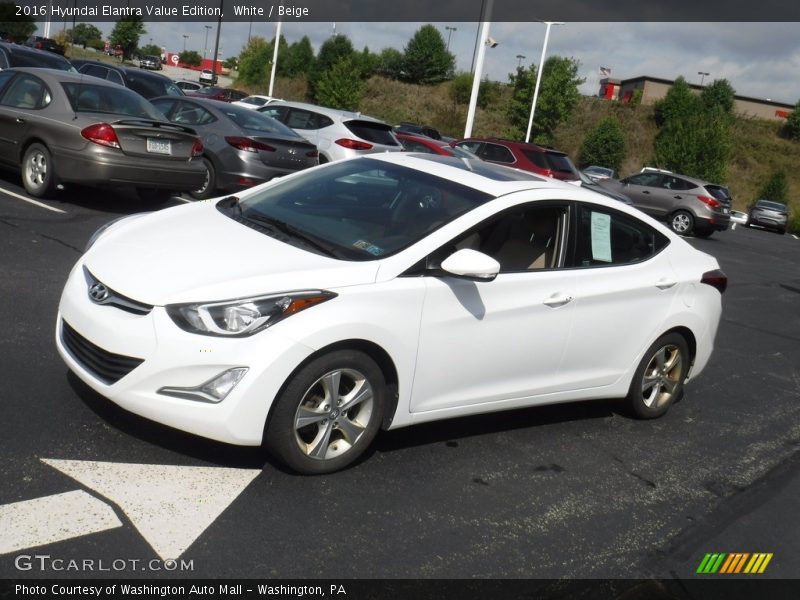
[166,290,336,337]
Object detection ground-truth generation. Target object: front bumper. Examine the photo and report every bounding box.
[55,261,314,445]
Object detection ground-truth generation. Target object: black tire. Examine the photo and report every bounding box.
[669,210,694,236]
[777,228,786,235]
[265,350,386,475]
[626,333,689,419]
[21,143,56,198]
[189,157,216,200]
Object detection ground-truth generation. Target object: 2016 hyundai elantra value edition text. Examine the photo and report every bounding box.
[56,154,727,474]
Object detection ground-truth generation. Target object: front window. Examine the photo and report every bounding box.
[222,159,493,260]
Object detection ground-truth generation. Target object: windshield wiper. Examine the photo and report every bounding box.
[244,213,340,258]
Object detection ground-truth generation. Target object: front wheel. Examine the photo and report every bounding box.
[669,211,694,236]
[264,350,386,474]
[22,143,56,198]
[626,333,689,419]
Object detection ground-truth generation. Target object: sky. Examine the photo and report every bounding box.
[84,21,800,105]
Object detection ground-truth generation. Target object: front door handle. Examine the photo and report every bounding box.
[655,278,677,290]
[543,293,573,308]
[15,118,25,124]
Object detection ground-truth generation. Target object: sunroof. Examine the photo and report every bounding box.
[412,154,546,182]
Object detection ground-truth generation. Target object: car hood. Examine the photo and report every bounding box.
[84,201,379,305]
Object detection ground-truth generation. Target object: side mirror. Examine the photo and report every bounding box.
[440,249,500,282]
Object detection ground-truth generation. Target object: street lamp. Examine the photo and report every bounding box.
[698,71,710,86]
[464,0,495,138]
[203,25,212,59]
[516,54,526,69]
[445,26,457,52]
[182,35,189,52]
[525,21,564,144]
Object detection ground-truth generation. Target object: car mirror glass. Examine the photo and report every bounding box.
[440,249,500,282]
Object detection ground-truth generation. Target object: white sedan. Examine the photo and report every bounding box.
[232,95,281,110]
[56,154,726,474]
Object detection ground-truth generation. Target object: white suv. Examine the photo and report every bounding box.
[199,69,217,85]
[258,101,401,163]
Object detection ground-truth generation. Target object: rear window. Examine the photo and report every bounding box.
[521,149,549,169]
[221,104,301,136]
[756,200,786,211]
[8,48,73,71]
[706,185,732,202]
[543,152,578,175]
[344,120,399,146]
[127,74,183,99]
[62,82,164,119]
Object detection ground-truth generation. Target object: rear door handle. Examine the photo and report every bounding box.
[642,190,650,194]
[543,293,573,308]
[15,118,25,124]
[655,278,677,290]
[673,195,683,199]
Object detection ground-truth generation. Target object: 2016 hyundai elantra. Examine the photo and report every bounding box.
[56,153,726,474]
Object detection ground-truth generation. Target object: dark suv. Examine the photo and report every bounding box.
[452,138,580,181]
[599,170,731,237]
[24,36,66,56]
[72,60,183,98]
[747,199,788,234]
[0,42,74,70]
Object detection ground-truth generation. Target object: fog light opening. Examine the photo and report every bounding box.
[158,367,249,404]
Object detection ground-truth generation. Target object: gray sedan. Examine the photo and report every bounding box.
[151,96,319,199]
[0,68,206,199]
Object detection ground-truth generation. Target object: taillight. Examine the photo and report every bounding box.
[225,136,275,153]
[701,269,728,294]
[698,195,721,209]
[81,123,120,149]
[306,149,319,158]
[335,138,372,150]
[191,138,204,157]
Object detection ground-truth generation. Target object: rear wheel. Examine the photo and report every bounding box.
[265,350,385,474]
[626,333,689,419]
[189,157,216,200]
[669,211,694,236]
[22,143,56,198]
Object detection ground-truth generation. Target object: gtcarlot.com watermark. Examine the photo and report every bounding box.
[14,554,194,572]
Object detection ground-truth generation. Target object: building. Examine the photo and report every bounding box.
[599,75,794,122]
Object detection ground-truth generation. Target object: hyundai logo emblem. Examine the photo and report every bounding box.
[88,282,109,302]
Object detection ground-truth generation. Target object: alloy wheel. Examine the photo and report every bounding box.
[640,344,682,409]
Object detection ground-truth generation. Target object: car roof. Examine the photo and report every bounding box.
[459,137,568,156]
[267,100,386,124]
[7,67,128,88]
[0,42,70,61]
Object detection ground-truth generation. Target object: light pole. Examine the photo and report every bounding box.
[516,54,525,69]
[464,0,494,138]
[445,26,457,51]
[203,25,212,59]
[525,21,564,144]
[698,71,710,86]
[182,35,189,52]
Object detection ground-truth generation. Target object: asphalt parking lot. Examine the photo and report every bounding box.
[0,168,798,586]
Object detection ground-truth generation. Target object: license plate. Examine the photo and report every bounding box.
[146,138,171,155]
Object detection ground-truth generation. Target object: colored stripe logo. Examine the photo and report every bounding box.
[696,553,773,574]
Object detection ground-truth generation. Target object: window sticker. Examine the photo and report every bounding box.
[353,240,385,256]
[590,212,612,263]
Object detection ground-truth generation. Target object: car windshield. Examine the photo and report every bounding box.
[757,200,786,211]
[192,86,222,96]
[61,82,164,118]
[241,96,267,106]
[220,104,300,136]
[225,158,493,260]
[586,166,613,177]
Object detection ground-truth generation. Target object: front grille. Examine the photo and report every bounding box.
[61,320,144,385]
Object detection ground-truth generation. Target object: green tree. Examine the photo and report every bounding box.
[178,50,202,67]
[376,47,404,79]
[355,46,379,79]
[0,2,36,42]
[578,117,626,173]
[653,77,700,127]
[759,171,788,203]
[782,100,800,140]
[282,36,314,77]
[506,56,584,144]
[314,56,363,110]
[139,43,162,57]
[308,35,355,96]
[701,78,735,115]
[72,23,103,49]
[223,56,239,70]
[109,15,145,60]
[401,24,454,84]
[449,72,500,109]
[237,36,272,87]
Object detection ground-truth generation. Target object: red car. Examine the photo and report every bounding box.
[185,86,248,103]
[396,132,476,158]
[452,137,579,180]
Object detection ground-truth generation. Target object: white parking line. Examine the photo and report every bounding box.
[0,490,122,554]
[0,185,66,214]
